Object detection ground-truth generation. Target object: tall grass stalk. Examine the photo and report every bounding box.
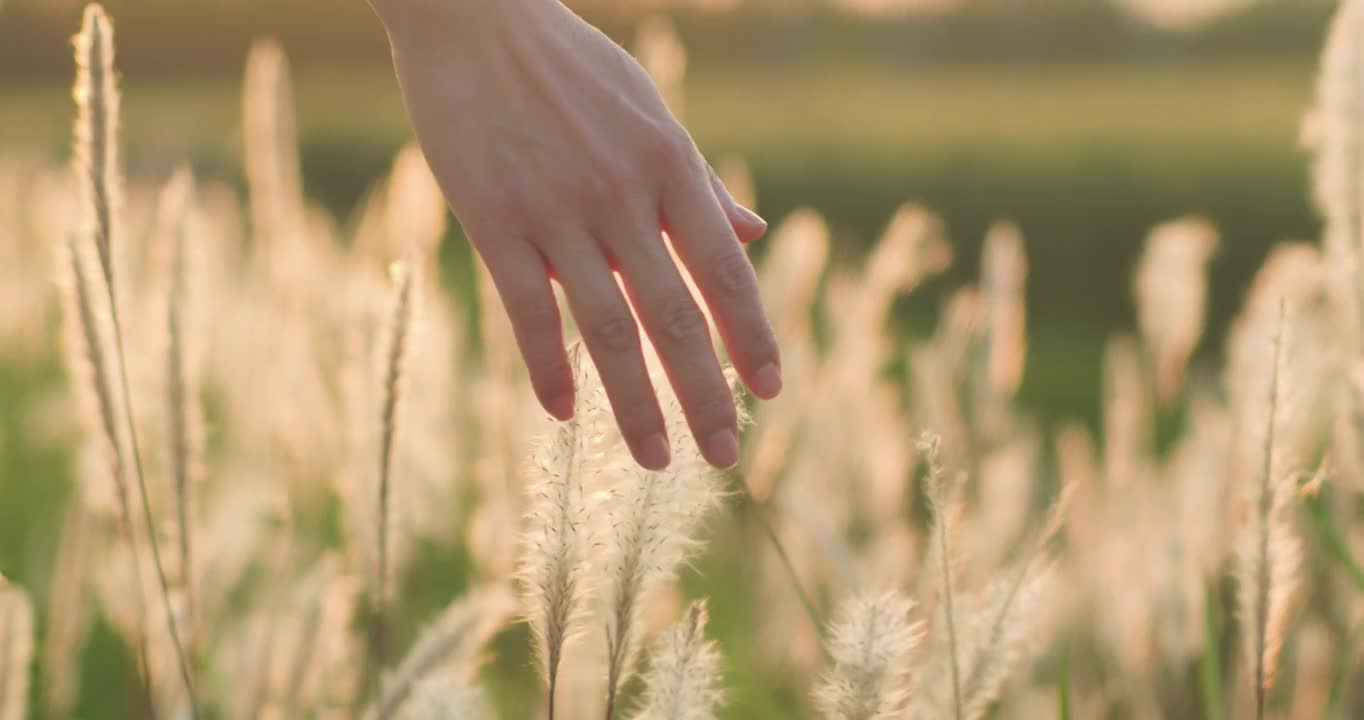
[920,432,963,720]
[1236,304,1300,720]
[953,487,1067,719]
[365,584,515,720]
[375,261,416,687]
[159,169,198,642]
[73,4,195,710]
[61,235,154,709]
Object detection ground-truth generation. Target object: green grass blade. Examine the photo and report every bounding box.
[1058,642,1071,720]
[1301,492,1364,592]
[1201,592,1224,720]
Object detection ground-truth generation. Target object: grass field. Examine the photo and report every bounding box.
[1,56,1324,425]
[3,4,1362,717]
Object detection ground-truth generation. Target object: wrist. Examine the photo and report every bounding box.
[371,0,547,46]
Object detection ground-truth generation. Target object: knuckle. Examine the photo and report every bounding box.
[576,162,639,211]
[658,296,708,343]
[475,183,528,223]
[585,313,639,354]
[710,250,757,296]
[513,294,560,329]
[642,124,695,172]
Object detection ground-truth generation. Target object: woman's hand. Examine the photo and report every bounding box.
[373,0,781,470]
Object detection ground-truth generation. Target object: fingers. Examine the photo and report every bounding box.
[663,163,783,403]
[545,235,671,470]
[478,239,576,421]
[603,213,741,469]
[708,165,767,244]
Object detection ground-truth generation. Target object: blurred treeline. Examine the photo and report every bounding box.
[0,0,1339,79]
[0,0,1340,424]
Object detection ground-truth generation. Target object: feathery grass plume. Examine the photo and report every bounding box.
[383,145,448,270]
[1132,217,1219,405]
[394,679,492,720]
[970,433,1040,572]
[947,567,1051,720]
[715,156,755,210]
[757,209,829,341]
[1235,305,1302,720]
[520,346,595,717]
[910,496,1063,720]
[471,261,528,527]
[1102,335,1149,490]
[949,486,1069,720]
[978,221,1028,401]
[72,3,119,292]
[59,234,154,680]
[1311,0,1364,340]
[745,210,830,500]
[917,430,963,720]
[907,293,976,474]
[1287,619,1332,720]
[635,15,688,116]
[830,205,950,391]
[813,591,922,720]
[631,600,725,720]
[253,554,361,718]
[243,38,303,249]
[365,584,517,720]
[865,205,952,311]
[42,500,95,718]
[71,6,195,706]
[0,580,33,720]
[600,388,726,719]
[157,168,202,639]
[60,235,131,539]
[375,260,417,677]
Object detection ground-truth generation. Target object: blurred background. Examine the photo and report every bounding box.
[1,0,1338,427]
[2,2,1357,718]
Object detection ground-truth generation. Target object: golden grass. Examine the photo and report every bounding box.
[0,3,1361,719]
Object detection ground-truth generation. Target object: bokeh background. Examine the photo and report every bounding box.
[2,0,1338,426]
[0,0,1351,717]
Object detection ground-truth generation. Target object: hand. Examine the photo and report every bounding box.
[373,0,781,470]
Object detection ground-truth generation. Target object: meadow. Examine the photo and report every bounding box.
[1,1,1363,719]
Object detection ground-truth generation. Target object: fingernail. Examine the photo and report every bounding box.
[752,362,782,399]
[547,394,575,422]
[638,432,672,470]
[736,205,767,233]
[704,428,740,469]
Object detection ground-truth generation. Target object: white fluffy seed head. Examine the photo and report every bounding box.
[815,590,923,720]
[631,600,725,720]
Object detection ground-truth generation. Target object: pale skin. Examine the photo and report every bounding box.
[369,0,781,470]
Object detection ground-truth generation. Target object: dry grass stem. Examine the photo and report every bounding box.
[376,260,417,679]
